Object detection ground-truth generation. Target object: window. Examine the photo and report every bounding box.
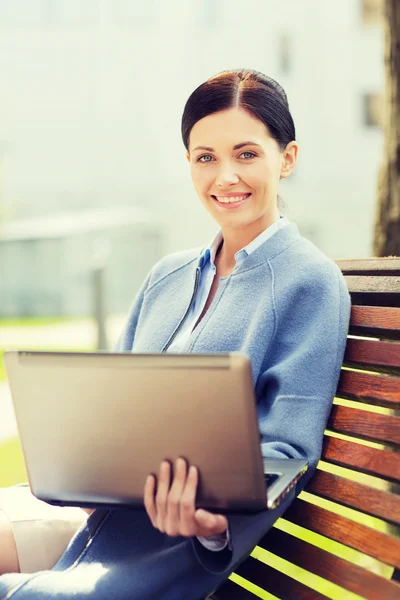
[278,34,291,74]
[361,0,383,26]
[363,92,384,127]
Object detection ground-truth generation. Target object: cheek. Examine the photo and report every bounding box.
[251,162,277,187]
[191,167,214,192]
[242,164,269,189]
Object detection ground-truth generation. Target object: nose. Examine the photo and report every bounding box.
[215,162,240,187]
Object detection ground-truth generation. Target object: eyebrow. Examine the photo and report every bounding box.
[192,141,262,152]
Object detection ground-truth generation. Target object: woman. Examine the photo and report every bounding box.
[0,68,351,599]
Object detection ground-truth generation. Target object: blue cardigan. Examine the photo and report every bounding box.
[116,221,350,470]
[114,221,351,566]
[0,222,351,599]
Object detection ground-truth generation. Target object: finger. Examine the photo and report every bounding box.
[165,457,187,536]
[155,460,171,532]
[143,474,157,527]
[179,464,198,537]
[194,509,228,537]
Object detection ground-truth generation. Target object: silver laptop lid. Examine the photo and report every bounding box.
[5,351,269,512]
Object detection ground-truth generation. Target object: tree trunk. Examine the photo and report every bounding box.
[373,0,400,257]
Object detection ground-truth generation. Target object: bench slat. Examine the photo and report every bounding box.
[259,528,400,600]
[349,306,400,339]
[335,258,400,274]
[345,276,400,295]
[322,436,400,482]
[344,338,400,375]
[327,404,400,446]
[306,470,400,526]
[284,498,400,570]
[348,293,400,308]
[234,556,329,600]
[337,369,400,408]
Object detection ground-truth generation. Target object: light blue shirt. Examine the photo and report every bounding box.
[166,216,290,355]
[166,215,289,551]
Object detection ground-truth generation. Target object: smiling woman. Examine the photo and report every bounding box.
[182,72,298,273]
[0,69,351,600]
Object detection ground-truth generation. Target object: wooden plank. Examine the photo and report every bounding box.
[345,276,400,295]
[235,557,328,600]
[344,338,400,375]
[284,498,400,570]
[349,306,400,339]
[335,258,400,274]
[306,470,400,526]
[322,436,400,482]
[327,404,400,446]
[259,528,400,600]
[348,292,400,308]
[337,369,400,408]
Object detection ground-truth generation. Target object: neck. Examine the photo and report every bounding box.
[217,208,281,271]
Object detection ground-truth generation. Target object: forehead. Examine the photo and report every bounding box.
[189,107,272,151]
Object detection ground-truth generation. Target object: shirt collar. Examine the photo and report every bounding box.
[199,215,290,269]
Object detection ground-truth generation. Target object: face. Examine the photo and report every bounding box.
[186,107,298,234]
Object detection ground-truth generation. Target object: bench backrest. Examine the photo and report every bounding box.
[213,258,400,600]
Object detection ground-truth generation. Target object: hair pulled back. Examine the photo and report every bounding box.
[181,69,295,153]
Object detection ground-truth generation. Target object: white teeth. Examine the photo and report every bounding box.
[215,194,250,204]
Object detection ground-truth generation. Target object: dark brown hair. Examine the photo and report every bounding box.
[181,68,296,152]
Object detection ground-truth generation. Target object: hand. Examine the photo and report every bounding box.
[144,457,228,538]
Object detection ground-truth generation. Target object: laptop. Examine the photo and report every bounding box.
[4,350,308,513]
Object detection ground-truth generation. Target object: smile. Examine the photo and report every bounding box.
[212,193,251,208]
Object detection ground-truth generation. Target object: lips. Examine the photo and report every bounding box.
[212,193,252,209]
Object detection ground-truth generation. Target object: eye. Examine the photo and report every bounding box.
[197,154,214,163]
[197,152,256,163]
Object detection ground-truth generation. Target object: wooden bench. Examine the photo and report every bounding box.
[210,257,400,600]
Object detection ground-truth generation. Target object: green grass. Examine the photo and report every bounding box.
[0,316,95,381]
[0,436,27,487]
[0,317,84,327]
[0,350,6,382]
[0,346,95,382]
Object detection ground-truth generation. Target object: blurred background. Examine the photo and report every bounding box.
[1,0,399,594]
[0,9,391,427]
[0,0,389,462]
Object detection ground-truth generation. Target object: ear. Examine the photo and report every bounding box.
[186,152,190,163]
[280,141,299,179]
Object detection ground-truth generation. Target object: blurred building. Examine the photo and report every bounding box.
[0,0,384,276]
[0,207,164,317]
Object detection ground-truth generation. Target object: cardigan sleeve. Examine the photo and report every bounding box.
[113,269,153,352]
[191,265,351,574]
[256,264,351,472]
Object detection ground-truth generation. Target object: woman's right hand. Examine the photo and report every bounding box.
[143,457,228,539]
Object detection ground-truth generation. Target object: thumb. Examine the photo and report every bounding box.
[194,509,227,534]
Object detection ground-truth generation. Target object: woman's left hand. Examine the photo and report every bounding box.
[144,457,228,538]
